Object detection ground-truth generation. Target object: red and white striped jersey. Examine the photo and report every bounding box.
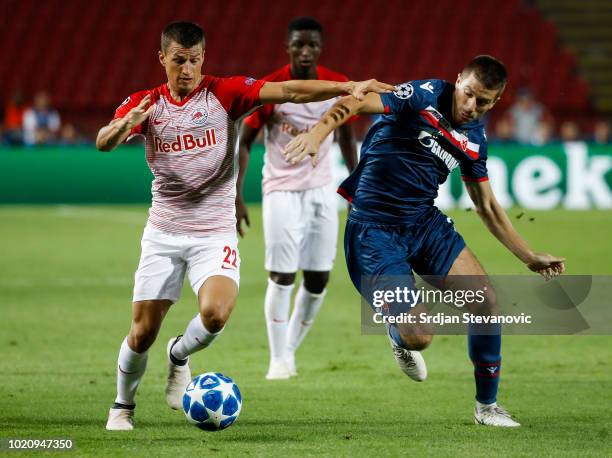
[243,65,351,195]
[114,76,265,235]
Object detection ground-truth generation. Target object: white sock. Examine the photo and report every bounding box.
[287,283,326,358]
[171,315,222,360]
[115,337,148,406]
[264,278,294,365]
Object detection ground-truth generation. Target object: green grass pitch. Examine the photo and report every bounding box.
[0,205,611,456]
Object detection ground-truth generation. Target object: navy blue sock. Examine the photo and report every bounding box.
[468,323,501,404]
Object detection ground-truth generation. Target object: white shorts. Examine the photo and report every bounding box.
[263,183,338,273]
[132,224,240,303]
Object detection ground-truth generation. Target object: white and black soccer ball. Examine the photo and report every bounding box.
[183,372,242,431]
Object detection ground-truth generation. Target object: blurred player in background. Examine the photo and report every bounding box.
[237,17,357,380]
[96,21,392,430]
[285,55,565,427]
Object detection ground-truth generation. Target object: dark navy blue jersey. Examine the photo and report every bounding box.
[338,79,489,223]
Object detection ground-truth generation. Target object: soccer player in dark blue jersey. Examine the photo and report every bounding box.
[284,55,565,427]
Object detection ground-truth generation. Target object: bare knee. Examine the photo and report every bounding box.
[269,272,296,286]
[128,300,171,353]
[128,326,156,353]
[200,301,233,333]
[303,271,330,294]
[469,287,498,316]
[198,277,237,333]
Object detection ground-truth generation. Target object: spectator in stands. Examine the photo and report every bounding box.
[23,91,61,146]
[3,90,27,146]
[593,120,610,144]
[492,117,514,143]
[532,120,554,146]
[58,122,87,146]
[507,88,551,144]
[559,120,581,142]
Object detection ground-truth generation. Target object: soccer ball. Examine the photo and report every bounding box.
[182,372,242,431]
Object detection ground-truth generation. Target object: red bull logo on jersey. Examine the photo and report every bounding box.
[190,109,209,126]
[281,121,309,137]
[153,129,217,153]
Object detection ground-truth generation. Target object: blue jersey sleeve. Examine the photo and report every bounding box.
[460,127,489,182]
[379,79,442,115]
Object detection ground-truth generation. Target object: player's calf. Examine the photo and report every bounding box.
[397,332,433,351]
[393,302,434,351]
[107,335,149,431]
[285,281,328,377]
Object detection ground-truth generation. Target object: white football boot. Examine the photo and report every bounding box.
[474,402,521,427]
[265,359,291,380]
[387,333,427,382]
[285,353,298,377]
[106,407,134,431]
[165,336,192,410]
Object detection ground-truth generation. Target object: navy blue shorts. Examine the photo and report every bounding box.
[344,206,465,309]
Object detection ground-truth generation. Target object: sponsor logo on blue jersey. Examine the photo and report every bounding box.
[417,131,459,171]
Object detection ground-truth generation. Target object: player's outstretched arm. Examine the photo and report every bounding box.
[259,79,394,105]
[96,95,154,152]
[284,92,386,166]
[465,180,566,280]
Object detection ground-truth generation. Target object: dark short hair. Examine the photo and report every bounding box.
[161,21,205,52]
[461,55,507,91]
[287,17,322,38]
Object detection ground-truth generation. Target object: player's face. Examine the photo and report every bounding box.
[159,41,205,96]
[452,72,503,124]
[287,30,322,76]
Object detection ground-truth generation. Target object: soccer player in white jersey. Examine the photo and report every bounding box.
[236,17,357,380]
[96,21,392,431]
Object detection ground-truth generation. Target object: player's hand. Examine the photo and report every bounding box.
[120,94,155,131]
[284,132,321,166]
[235,198,250,238]
[526,253,566,280]
[347,79,395,101]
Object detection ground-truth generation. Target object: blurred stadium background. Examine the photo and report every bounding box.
[0,0,610,208]
[0,0,609,133]
[0,1,611,456]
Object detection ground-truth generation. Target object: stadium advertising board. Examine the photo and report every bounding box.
[1,143,611,208]
[332,142,612,210]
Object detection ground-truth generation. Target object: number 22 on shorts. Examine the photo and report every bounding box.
[222,245,239,270]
